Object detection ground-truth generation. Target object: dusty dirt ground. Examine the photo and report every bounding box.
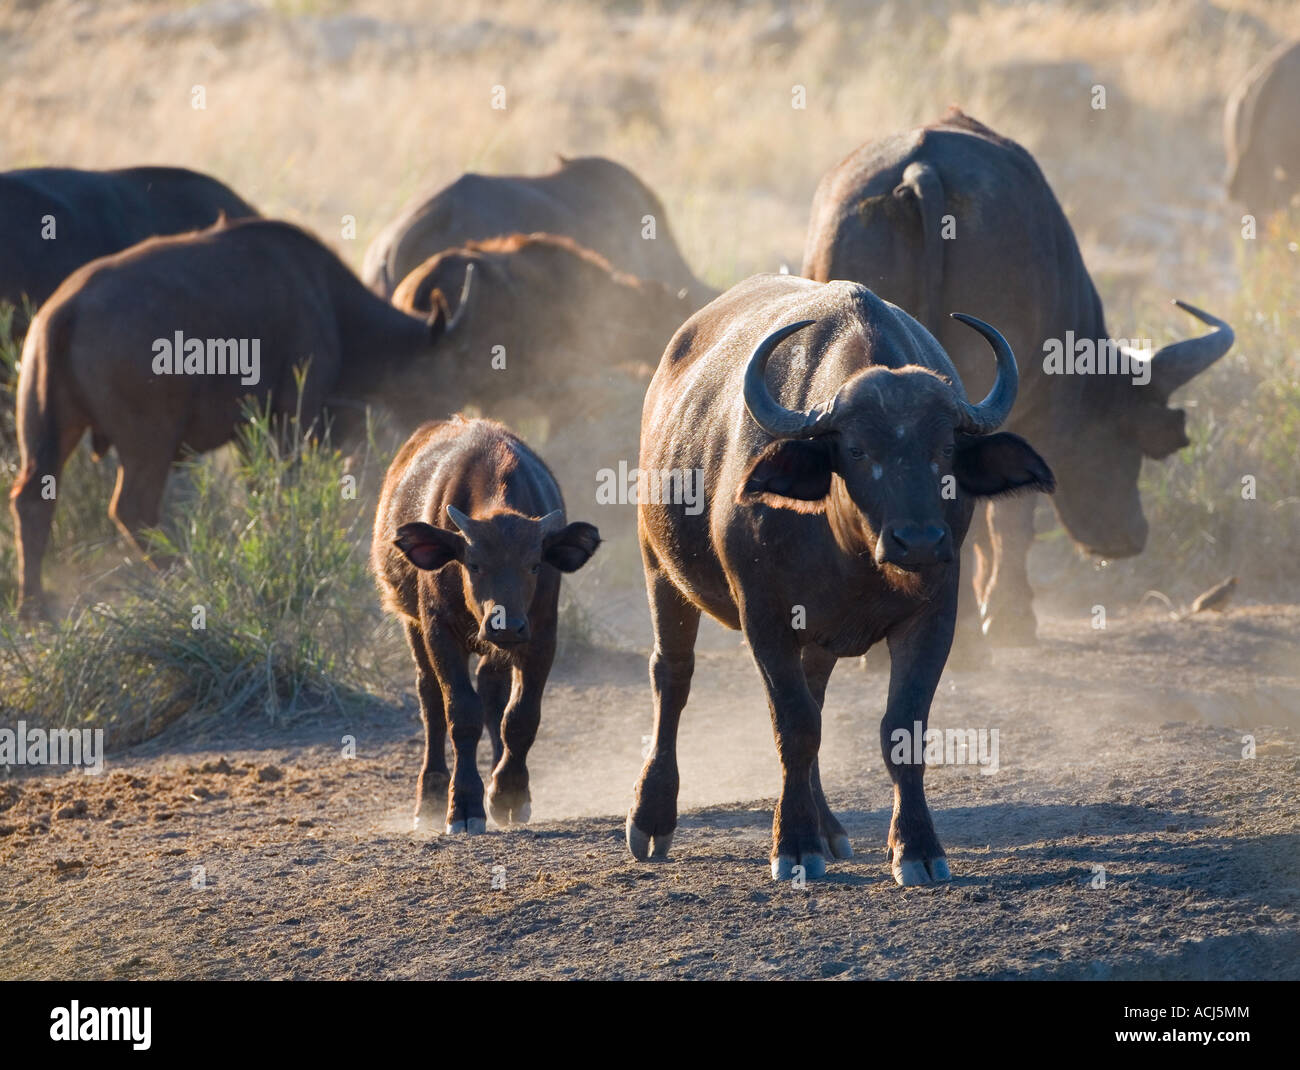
[2,603,1298,981]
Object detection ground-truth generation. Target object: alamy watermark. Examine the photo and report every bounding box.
[595,461,705,515]
[152,332,261,385]
[889,720,999,775]
[1042,332,1152,386]
[0,722,104,775]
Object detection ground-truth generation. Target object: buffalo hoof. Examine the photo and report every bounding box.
[827,833,854,860]
[892,856,951,886]
[772,852,826,881]
[626,814,673,861]
[445,816,487,835]
[487,788,531,826]
[412,799,445,833]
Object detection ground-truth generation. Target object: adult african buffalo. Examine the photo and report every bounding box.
[802,109,1234,646]
[1225,40,1300,218]
[363,155,715,306]
[373,416,600,832]
[11,216,462,619]
[628,274,1054,884]
[0,166,257,334]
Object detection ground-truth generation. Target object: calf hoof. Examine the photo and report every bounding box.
[488,796,532,826]
[892,855,951,886]
[827,833,853,860]
[445,816,487,835]
[626,814,673,861]
[412,798,445,833]
[772,852,826,881]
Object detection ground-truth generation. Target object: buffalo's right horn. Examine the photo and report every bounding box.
[742,320,837,438]
[950,313,1018,434]
[447,262,476,333]
[1144,300,1234,399]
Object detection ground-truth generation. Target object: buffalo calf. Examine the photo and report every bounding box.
[372,417,600,832]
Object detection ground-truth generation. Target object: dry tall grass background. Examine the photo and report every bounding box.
[0,0,1297,735]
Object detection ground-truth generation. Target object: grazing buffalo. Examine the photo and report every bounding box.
[390,232,694,524]
[628,274,1054,884]
[372,417,600,832]
[0,166,257,334]
[11,217,460,619]
[1225,40,1300,218]
[803,109,1234,646]
[363,155,715,306]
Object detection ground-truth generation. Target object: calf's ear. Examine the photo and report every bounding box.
[543,522,601,573]
[394,522,464,571]
[954,432,1056,498]
[737,438,834,511]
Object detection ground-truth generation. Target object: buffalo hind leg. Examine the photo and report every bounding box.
[628,566,700,861]
[882,578,958,886]
[108,449,176,561]
[406,623,450,832]
[487,637,553,826]
[12,419,88,621]
[980,494,1038,646]
[800,645,851,859]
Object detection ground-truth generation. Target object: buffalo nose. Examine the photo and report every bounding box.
[879,523,951,567]
[482,612,530,646]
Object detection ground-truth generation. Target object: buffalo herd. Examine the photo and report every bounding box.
[4,48,1293,883]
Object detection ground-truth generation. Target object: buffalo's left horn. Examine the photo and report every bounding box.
[742,319,836,438]
[1146,300,1234,399]
[950,313,1018,434]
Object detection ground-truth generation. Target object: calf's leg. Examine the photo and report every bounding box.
[423,625,486,834]
[627,565,700,861]
[477,657,512,768]
[406,623,449,831]
[486,636,554,826]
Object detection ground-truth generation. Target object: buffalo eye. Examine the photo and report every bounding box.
[940,444,954,459]
[848,446,865,459]
[468,562,481,574]
[530,563,540,574]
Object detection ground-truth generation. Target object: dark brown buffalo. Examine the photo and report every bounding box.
[0,166,257,334]
[1225,40,1300,218]
[372,417,600,832]
[363,155,715,306]
[802,109,1233,647]
[11,217,460,619]
[629,273,1054,884]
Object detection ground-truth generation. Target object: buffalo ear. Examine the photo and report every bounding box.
[1134,406,1189,460]
[954,432,1056,499]
[737,438,834,510]
[394,521,464,571]
[543,521,601,573]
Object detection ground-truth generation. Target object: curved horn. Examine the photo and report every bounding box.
[445,504,472,533]
[950,313,1019,434]
[1145,300,1234,399]
[536,509,565,537]
[742,320,836,438]
[446,262,476,333]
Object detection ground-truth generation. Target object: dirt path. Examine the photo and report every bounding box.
[2,606,1298,980]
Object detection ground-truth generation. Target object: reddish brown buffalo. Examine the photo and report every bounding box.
[372,417,600,833]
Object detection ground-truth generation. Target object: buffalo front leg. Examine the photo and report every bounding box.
[800,645,852,859]
[405,623,449,831]
[627,566,700,861]
[486,637,553,826]
[980,494,1039,646]
[423,625,486,834]
[108,449,175,559]
[477,657,512,769]
[742,610,827,881]
[882,578,958,886]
